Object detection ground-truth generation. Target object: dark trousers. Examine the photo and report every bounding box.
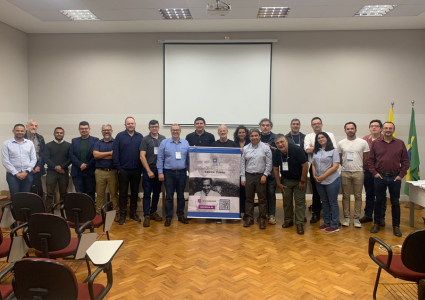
[72,171,95,201]
[364,170,386,219]
[30,172,44,197]
[309,164,322,215]
[118,168,141,217]
[142,167,162,216]
[45,169,69,213]
[245,173,267,220]
[6,172,33,196]
[164,168,186,219]
[266,172,276,216]
[373,173,401,228]
[239,180,246,214]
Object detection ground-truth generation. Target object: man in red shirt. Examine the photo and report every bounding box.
[368,122,409,237]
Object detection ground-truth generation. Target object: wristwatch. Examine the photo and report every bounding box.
[25,170,30,174]
[300,180,305,184]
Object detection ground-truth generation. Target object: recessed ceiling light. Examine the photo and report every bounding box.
[257,7,290,18]
[60,10,99,21]
[354,5,396,17]
[159,8,192,20]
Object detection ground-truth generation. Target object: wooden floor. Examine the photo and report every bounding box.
[6,200,425,300]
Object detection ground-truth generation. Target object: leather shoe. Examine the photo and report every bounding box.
[370,224,380,233]
[310,214,319,223]
[359,216,373,223]
[380,219,385,227]
[297,224,304,235]
[243,219,254,227]
[164,219,171,227]
[393,227,402,237]
[178,216,188,224]
[282,220,294,228]
[259,218,266,229]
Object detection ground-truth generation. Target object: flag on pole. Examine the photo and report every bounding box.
[404,107,420,195]
[388,106,396,137]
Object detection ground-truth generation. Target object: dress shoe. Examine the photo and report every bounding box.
[393,227,402,237]
[380,219,386,227]
[310,214,319,224]
[370,224,380,233]
[359,216,373,223]
[178,216,188,224]
[150,212,163,222]
[259,218,266,229]
[164,219,171,227]
[297,224,304,235]
[243,219,254,227]
[143,216,150,227]
[130,213,141,223]
[282,220,294,228]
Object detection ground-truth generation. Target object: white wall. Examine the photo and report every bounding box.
[0,21,28,190]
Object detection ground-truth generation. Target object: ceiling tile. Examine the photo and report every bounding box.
[386,4,425,16]
[294,0,333,6]
[7,0,88,11]
[90,9,132,20]
[326,0,368,5]
[26,10,72,21]
[117,0,189,9]
[188,0,260,8]
[401,0,425,4]
[190,6,258,19]
[259,0,296,6]
[124,8,164,20]
[79,0,121,10]
[362,0,404,4]
[287,6,325,17]
[320,5,363,17]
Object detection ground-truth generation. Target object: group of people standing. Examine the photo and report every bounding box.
[2,116,409,237]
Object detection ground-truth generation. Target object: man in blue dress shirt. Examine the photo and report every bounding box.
[113,117,144,225]
[2,124,37,196]
[158,123,190,227]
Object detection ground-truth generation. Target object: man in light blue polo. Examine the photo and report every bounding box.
[2,124,37,196]
[157,123,190,227]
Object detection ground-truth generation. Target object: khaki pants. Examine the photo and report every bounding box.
[95,169,119,214]
[282,178,306,225]
[341,171,364,219]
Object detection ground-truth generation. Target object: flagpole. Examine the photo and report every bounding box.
[412,100,415,107]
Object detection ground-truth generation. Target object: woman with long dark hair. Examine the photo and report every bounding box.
[312,132,340,233]
[234,125,250,219]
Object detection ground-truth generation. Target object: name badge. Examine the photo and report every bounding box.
[295,143,300,146]
[347,151,354,161]
[176,152,182,160]
[282,162,289,171]
[154,147,158,155]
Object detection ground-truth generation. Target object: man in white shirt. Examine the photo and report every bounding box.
[337,122,370,228]
[304,117,337,223]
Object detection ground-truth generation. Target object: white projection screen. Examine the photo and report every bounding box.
[163,43,272,126]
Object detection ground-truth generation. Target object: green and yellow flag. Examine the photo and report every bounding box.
[404,107,420,195]
[388,106,396,137]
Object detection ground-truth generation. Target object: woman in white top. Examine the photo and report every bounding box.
[312,132,340,234]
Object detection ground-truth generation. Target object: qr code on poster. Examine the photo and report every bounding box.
[219,199,230,210]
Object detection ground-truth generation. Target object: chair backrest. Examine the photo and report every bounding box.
[13,258,78,300]
[27,214,71,255]
[11,192,45,223]
[401,229,425,273]
[64,193,96,224]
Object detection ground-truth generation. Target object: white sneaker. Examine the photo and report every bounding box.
[353,219,362,228]
[342,217,350,227]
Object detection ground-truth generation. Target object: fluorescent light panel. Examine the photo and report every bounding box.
[354,5,396,17]
[60,10,99,21]
[258,7,290,18]
[159,8,192,19]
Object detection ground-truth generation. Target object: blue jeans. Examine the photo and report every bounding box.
[72,171,96,201]
[6,172,33,196]
[373,173,401,228]
[164,169,187,219]
[266,172,276,216]
[316,177,340,229]
[142,167,163,217]
[364,170,386,219]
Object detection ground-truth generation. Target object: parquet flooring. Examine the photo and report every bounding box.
[3,200,425,299]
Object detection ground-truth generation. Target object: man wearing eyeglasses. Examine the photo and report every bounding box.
[304,117,337,224]
[93,124,119,220]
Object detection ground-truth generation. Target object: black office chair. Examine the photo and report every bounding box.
[369,229,425,300]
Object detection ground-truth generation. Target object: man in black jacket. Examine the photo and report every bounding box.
[24,120,45,197]
[285,119,306,152]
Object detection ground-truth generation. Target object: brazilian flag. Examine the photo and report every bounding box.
[404,107,420,195]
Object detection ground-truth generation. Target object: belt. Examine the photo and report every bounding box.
[164,168,186,172]
[149,164,157,168]
[97,168,116,172]
[378,171,399,177]
[247,172,263,176]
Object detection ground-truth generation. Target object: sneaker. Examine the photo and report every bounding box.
[318,224,330,230]
[353,219,362,228]
[359,216,373,223]
[325,227,340,233]
[150,212,163,222]
[216,219,222,224]
[143,216,150,227]
[342,217,350,227]
[393,227,402,237]
[130,213,141,223]
[118,215,126,225]
[268,215,276,225]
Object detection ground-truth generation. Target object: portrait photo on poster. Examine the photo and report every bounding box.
[189,177,239,198]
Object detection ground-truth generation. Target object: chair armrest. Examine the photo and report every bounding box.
[0,262,14,280]
[419,279,425,300]
[79,220,95,235]
[1,202,11,216]
[101,201,112,215]
[22,226,31,248]
[52,200,65,217]
[9,222,28,239]
[368,236,392,270]
[88,262,113,300]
